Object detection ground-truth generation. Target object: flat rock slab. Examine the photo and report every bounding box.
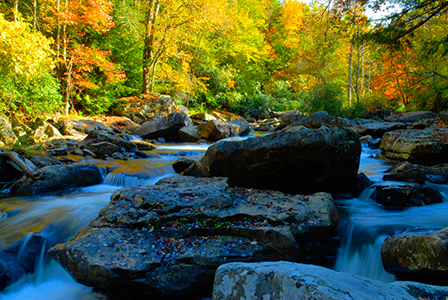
[380,129,448,165]
[212,261,448,300]
[49,176,340,299]
[352,121,407,138]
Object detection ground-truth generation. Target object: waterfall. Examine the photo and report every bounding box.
[0,143,208,299]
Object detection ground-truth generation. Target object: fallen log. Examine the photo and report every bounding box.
[0,148,42,180]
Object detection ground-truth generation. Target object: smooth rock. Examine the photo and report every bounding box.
[130,112,192,142]
[0,235,44,291]
[179,125,201,143]
[212,261,448,300]
[77,130,137,154]
[197,120,250,141]
[383,162,448,183]
[172,158,197,173]
[371,183,443,208]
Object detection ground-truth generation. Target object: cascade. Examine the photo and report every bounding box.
[0,142,447,299]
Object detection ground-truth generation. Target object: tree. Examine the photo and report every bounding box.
[0,13,61,119]
[40,0,124,115]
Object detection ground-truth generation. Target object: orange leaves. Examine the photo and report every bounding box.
[70,44,125,89]
[42,0,114,34]
[371,50,415,104]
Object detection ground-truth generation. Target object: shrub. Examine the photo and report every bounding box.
[303,83,343,116]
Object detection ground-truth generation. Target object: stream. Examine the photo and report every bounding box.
[0,141,447,299]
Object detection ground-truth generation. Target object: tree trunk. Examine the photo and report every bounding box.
[142,0,161,94]
[33,0,38,30]
[348,44,353,105]
[355,44,361,104]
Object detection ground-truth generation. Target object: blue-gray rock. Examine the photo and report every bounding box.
[212,261,448,300]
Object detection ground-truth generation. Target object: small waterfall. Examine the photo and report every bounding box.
[334,221,396,282]
[104,172,177,187]
[0,185,116,300]
[0,143,208,299]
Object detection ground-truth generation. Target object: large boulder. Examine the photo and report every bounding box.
[184,127,361,195]
[179,125,201,142]
[380,129,448,165]
[190,112,216,126]
[197,120,250,141]
[0,116,18,146]
[49,176,340,299]
[382,227,448,285]
[130,112,192,142]
[278,111,353,131]
[371,183,443,208]
[212,261,448,300]
[13,164,103,195]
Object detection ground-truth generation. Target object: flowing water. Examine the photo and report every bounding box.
[0,141,447,299]
[334,146,448,282]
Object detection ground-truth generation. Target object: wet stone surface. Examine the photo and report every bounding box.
[49,176,340,299]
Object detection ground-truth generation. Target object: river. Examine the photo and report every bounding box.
[0,141,447,299]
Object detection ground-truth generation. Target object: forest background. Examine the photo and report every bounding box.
[1,0,448,121]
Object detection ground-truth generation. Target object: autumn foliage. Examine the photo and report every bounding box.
[1,0,448,119]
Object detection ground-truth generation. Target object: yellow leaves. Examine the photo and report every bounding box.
[0,13,54,78]
[282,0,307,34]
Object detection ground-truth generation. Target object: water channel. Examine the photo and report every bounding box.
[0,141,447,299]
